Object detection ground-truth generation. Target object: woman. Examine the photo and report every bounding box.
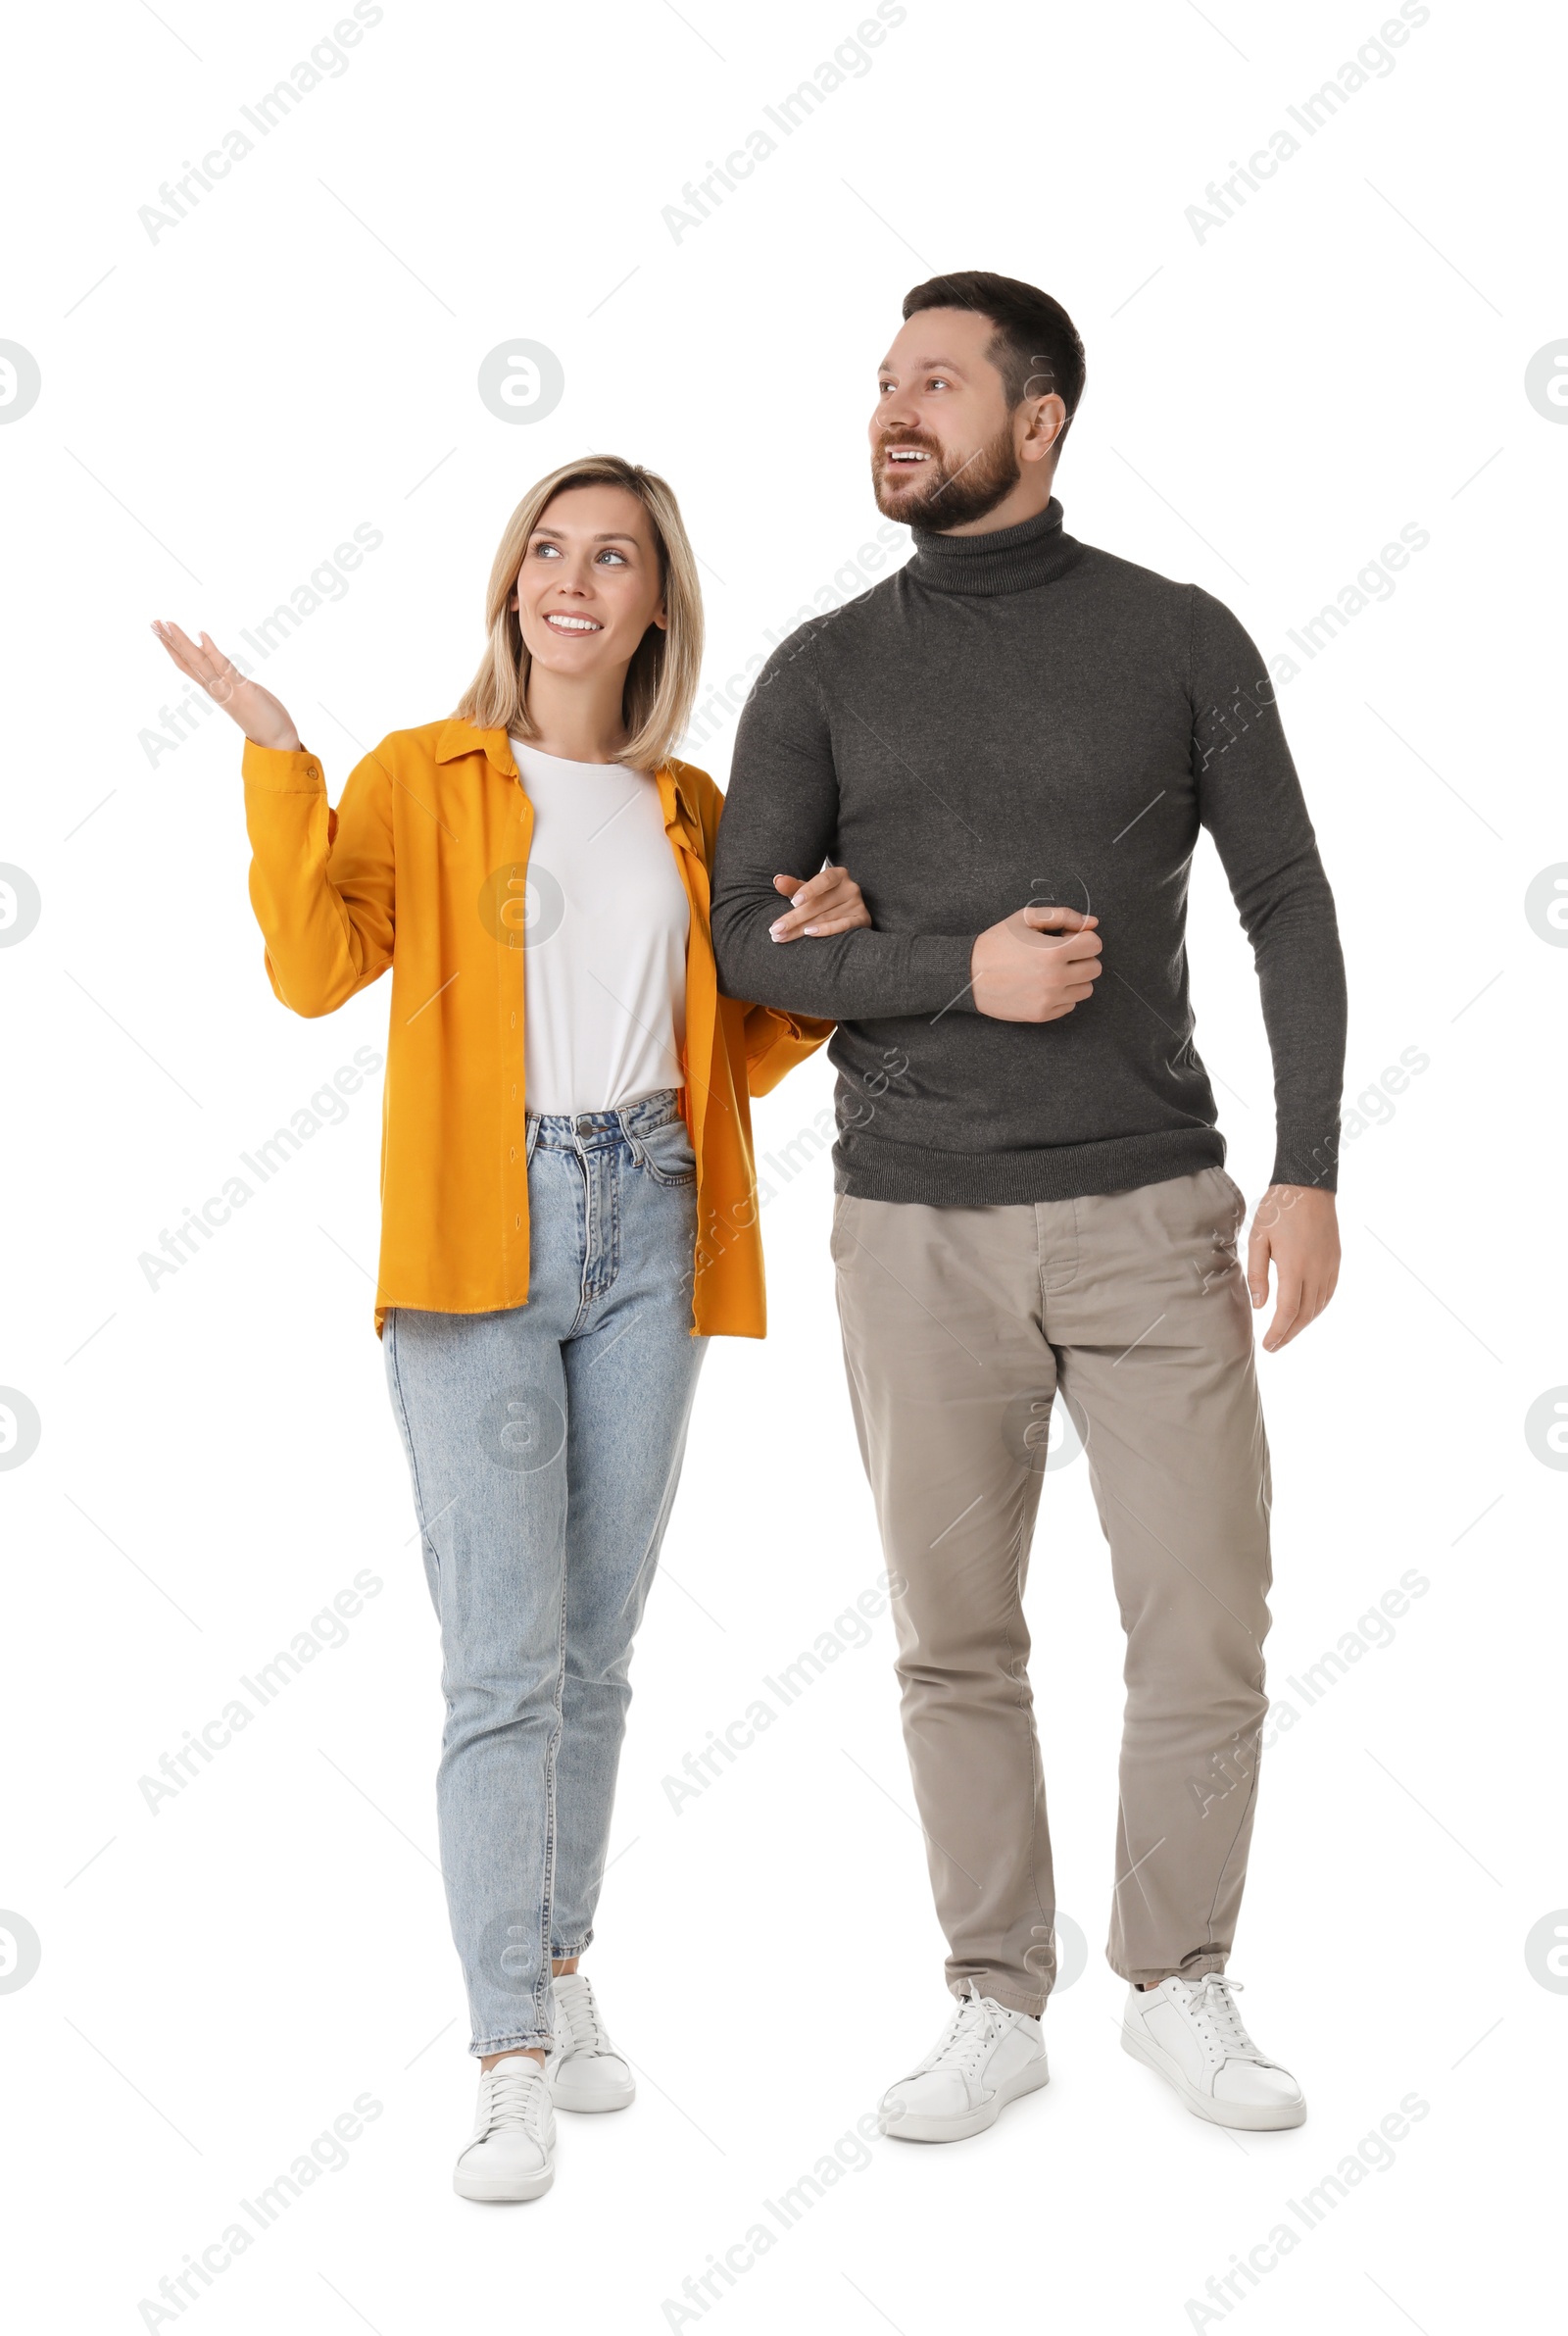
[152,455,868,2203]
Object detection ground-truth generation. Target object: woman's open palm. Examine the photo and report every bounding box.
[150,621,301,751]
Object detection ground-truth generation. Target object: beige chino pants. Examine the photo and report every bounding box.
[831,1168,1273,2013]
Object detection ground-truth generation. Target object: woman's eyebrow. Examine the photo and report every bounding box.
[530,527,641,544]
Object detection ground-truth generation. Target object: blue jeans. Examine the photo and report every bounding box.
[384,1089,708,2055]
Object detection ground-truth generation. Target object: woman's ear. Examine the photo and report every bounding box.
[652,600,668,632]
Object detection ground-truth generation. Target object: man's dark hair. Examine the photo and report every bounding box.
[902,272,1086,453]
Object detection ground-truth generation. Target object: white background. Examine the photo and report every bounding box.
[2,1,1564,2330]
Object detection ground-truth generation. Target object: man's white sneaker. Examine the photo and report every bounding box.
[879,1984,1049,2143]
[1122,1973,1305,2130]
[546,1971,635,2113]
[454,2054,556,2201]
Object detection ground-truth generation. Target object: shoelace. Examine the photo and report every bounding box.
[479,2061,549,2140]
[554,1974,610,2058]
[909,1988,1002,2084]
[1183,1974,1265,2064]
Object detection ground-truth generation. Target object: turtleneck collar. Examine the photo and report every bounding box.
[905,495,1082,598]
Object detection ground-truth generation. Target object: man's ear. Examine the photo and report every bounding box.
[1019,395,1066,467]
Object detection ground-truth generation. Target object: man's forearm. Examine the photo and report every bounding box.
[709,890,978,1022]
[1249,888,1348,1191]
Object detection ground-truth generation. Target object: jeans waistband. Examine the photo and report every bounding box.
[526,1087,685,1153]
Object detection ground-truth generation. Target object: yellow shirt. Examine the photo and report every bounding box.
[242,720,832,1337]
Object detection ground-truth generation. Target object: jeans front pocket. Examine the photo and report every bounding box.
[632,1113,697,1187]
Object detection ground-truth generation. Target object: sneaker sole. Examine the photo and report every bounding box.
[453,2162,555,2202]
[879,2055,1049,2144]
[550,2070,636,2113]
[1120,2027,1306,2130]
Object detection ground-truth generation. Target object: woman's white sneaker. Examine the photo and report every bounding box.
[879,1984,1049,2143]
[546,1971,635,2112]
[1122,1973,1305,2130]
[454,2055,556,2200]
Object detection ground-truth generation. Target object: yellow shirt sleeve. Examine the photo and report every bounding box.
[242,739,395,1018]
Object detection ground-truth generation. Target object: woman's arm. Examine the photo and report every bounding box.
[742,1000,835,1096]
[684,767,848,1096]
[152,622,394,1017]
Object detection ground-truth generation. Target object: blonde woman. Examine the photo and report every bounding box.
[152,456,868,2202]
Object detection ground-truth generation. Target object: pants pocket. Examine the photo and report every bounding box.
[632,1115,697,1186]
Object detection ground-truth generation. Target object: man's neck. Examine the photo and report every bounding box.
[936,472,1057,538]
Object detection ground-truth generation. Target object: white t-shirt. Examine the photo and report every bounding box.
[509,739,690,1116]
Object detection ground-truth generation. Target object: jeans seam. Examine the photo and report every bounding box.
[386,1314,439,1573]
[533,1507,571,2045]
[607,1142,622,1296]
[568,1144,593,1334]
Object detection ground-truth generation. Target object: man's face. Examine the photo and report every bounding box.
[868,306,1023,529]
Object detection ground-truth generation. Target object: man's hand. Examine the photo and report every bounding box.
[970,905,1102,1021]
[769,868,872,940]
[1247,1185,1340,1352]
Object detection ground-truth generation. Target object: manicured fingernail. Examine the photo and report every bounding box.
[768,920,785,940]
[792,891,808,908]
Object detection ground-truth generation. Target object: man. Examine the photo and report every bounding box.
[710,272,1346,2142]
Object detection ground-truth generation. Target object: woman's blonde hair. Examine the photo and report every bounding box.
[454,454,703,771]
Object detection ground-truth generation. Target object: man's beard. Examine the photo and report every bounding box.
[871,420,1021,529]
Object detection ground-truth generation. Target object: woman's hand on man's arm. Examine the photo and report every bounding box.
[766,866,872,941]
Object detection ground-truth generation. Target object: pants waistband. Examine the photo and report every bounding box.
[526,1087,684,1152]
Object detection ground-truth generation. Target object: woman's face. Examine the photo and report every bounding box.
[510,482,666,682]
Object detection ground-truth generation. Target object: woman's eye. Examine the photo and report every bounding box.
[533,542,560,559]
[597,548,627,566]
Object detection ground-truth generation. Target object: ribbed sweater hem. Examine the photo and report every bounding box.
[834,1126,1227,1208]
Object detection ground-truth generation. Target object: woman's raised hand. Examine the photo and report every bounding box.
[150,621,302,752]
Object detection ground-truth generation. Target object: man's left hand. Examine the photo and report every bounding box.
[1247,1185,1340,1353]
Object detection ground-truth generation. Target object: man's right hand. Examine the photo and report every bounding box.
[970,906,1102,1021]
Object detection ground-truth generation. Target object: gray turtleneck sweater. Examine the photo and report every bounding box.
[709,498,1346,1203]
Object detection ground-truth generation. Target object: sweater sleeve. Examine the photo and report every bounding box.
[1189,586,1347,1191]
[242,739,394,1018]
[710,627,980,1021]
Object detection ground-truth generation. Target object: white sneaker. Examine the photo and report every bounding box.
[1122,1973,1305,2130]
[453,2054,556,2201]
[546,1971,635,2113]
[879,1984,1049,2143]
